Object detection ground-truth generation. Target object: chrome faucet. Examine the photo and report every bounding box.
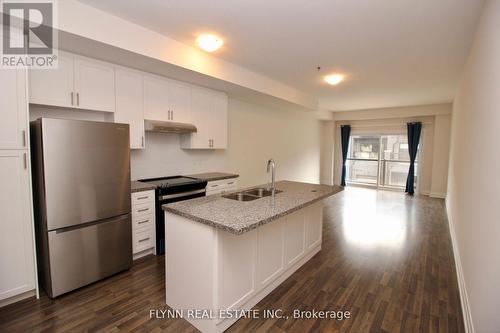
[266,158,276,194]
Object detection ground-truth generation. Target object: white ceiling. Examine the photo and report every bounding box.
[76,0,483,111]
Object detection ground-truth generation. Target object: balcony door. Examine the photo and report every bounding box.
[345,134,419,190]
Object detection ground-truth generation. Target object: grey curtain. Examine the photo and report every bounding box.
[340,125,351,186]
[405,122,422,195]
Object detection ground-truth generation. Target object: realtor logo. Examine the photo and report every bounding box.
[1,0,58,68]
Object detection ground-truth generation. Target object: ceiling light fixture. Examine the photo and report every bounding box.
[196,34,224,52]
[324,74,344,85]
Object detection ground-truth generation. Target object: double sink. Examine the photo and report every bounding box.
[223,188,283,201]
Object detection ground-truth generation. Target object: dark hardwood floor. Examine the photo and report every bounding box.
[0,187,464,333]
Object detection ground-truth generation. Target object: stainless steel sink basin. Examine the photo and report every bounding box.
[223,193,260,201]
[223,188,282,202]
[243,188,282,197]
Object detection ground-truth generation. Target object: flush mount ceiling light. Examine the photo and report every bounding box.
[324,74,345,85]
[196,34,224,52]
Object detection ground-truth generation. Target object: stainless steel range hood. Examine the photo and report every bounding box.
[144,119,197,134]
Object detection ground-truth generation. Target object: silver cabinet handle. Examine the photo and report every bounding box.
[228,182,234,185]
[137,208,149,212]
[142,136,144,147]
[22,130,26,147]
[171,110,174,120]
[137,196,148,200]
[23,153,27,169]
[71,92,74,106]
[139,237,150,242]
[138,219,149,224]
[76,92,80,106]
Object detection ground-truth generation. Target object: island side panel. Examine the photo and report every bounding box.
[165,212,218,333]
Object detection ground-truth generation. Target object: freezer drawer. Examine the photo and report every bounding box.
[45,214,132,298]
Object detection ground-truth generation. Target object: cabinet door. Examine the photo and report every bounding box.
[211,92,228,149]
[115,69,145,149]
[74,57,115,112]
[143,75,169,121]
[0,68,28,149]
[168,79,191,123]
[0,150,36,300]
[188,87,212,148]
[29,51,74,108]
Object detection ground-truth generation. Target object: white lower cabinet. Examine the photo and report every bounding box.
[0,150,36,302]
[206,178,238,196]
[131,190,156,259]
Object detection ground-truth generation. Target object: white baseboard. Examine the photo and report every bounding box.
[445,202,474,333]
[0,289,36,308]
[430,191,447,199]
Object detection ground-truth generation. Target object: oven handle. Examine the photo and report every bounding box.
[159,189,206,201]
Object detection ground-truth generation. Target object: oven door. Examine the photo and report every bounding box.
[155,188,206,254]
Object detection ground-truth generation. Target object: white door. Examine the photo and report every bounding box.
[189,87,211,148]
[29,52,74,108]
[211,92,228,149]
[143,75,169,121]
[0,68,28,149]
[74,57,115,112]
[115,68,145,149]
[168,79,191,123]
[0,150,36,300]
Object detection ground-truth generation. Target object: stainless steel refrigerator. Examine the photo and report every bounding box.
[30,118,132,298]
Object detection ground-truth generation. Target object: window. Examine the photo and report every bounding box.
[346,134,419,190]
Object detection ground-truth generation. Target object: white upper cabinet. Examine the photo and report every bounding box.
[74,57,115,112]
[143,75,169,121]
[181,87,228,149]
[185,86,211,149]
[168,79,191,123]
[28,50,229,149]
[0,150,36,301]
[29,52,74,108]
[29,52,115,112]
[0,68,28,150]
[143,74,191,123]
[114,68,145,149]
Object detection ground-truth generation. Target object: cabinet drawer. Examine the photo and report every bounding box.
[132,202,154,217]
[132,190,154,205]
[133,214,153,230]
[133,227,153,253]
[207,179,228,191]
[207,178,238,190]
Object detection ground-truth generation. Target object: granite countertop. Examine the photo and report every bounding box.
[184,172,239,182]
[131,180,157,193]
[163,180,342,235]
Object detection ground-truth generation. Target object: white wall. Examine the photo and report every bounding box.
[319,121,335,185]
[30,99,322,189]
[430,114,451,198]
[446,1,500,332]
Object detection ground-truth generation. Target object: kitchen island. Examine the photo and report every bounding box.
[163,181,342,333]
